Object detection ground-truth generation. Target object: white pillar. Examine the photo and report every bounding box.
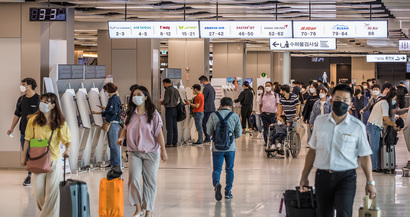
[271,51,291,84]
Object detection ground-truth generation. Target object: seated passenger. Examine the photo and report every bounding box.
[270,115,290,150]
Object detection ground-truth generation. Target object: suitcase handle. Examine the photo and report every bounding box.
[295,186,315,208]
[63,155,69,185]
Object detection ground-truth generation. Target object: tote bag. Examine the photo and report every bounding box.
[26,130,54,174]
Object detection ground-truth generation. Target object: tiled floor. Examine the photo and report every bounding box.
[1,129,410,217]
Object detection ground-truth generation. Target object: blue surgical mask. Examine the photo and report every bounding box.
[132,96,144,106]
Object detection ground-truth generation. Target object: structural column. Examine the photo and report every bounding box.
[167,39,210,87]
[97,31,160,102]
[212,42,246,79]
[40,8,75,84]
[271,51,291,84]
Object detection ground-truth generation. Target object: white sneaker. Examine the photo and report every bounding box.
[257,133,263,138]
[276,143,282,149]
[271,145,275,150]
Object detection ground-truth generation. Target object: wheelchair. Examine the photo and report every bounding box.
[265,120,301,159]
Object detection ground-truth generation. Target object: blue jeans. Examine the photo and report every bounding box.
[203,112,213,141]
[212,151,235,194]
[21,134,31,176]
[366,123,381,170]
[255,114,262,133]
[272,133,285,145]
[107,123,121,166]
[193,112,204,143]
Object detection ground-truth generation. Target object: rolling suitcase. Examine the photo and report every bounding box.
[59,156,91,217]
[283,186,317,217]
[358,195,381,217]
[380,144,396,174]
[99,147,124,217]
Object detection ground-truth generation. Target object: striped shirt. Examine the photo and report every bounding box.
[280,93,299,120]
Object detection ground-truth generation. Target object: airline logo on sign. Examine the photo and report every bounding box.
[108,21,199,38]
[200,21,292,38]
[294,21,387,38]
[366,54,407,62]
[270,38,336,50]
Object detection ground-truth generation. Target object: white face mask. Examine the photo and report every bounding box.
[319,93,326,99]
[277,121,283,125]
[372,90,380,96]
[39,102,51,114]
[392,100,396,105]
[20,85,26,93]
[363,86,368,89]
[310,88,316,94]
[301,88,306,92]
[368,82,372,86]
[265,87,272,92]
[257,90,263,94]
[132,96,145,106]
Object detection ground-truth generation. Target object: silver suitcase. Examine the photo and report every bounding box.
[380,144,396,174]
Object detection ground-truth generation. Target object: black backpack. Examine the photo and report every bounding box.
[213,111,235,150]
[176,94,186,122]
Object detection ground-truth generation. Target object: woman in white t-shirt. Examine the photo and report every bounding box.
[252,86,264,138]
[366,87,398,173]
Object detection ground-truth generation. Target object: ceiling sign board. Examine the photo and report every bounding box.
[269,38,336,50]
[366,54,407,63]
[293,21,388,38]
[399,40,410,51]
[200,21,292,38]
[108,21,200,38]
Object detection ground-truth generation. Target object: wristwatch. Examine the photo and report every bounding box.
[366,180,376,186]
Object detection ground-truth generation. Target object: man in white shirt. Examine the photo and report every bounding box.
[299,84,376,217]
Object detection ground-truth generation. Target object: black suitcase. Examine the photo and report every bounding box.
[59,157,91,217]
[284,186,317,217]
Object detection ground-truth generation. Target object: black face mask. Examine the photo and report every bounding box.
[354,89,361,96]
[332,101,349,116]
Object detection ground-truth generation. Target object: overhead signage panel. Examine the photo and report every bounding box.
[108,21,200,38]
[293,21,387,38]
[269,38,336,50]
[399,40,410,51]
[366,54,407,63]
[200,21,292,38]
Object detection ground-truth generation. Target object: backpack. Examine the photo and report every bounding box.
[176,94,186,122]
[384,126,398,146]
[117,105,126,128]
[213,111,235,150]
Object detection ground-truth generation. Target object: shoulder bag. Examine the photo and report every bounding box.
[26,130,55,174]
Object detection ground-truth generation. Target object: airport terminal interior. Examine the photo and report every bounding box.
[1,0,410,216]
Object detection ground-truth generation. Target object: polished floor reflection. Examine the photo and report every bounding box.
[1,129,410,217]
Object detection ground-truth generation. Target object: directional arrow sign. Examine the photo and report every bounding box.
[269,38,336,50]
[366,54,407,62]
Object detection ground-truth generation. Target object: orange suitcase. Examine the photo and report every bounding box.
[99,177,124,217]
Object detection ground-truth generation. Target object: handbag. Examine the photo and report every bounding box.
[359,195,380,217]
[101,121,111,132]
[26,130,54,174]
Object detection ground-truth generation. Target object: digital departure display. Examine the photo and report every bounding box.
[29,8,67,21]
